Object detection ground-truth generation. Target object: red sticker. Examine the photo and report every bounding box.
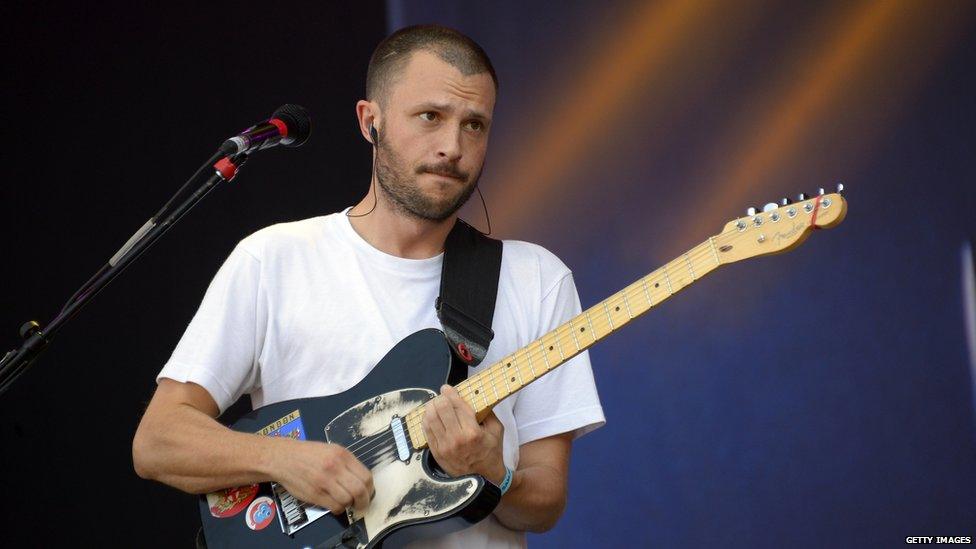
[207,484,259,518]
[245,496,276,531]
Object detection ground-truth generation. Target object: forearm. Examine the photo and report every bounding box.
[132,401,281,494]
[492,462,567,533]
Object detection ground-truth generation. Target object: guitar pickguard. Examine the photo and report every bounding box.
[326,388,480,545]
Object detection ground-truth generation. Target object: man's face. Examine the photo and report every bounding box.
[374,50,495,221]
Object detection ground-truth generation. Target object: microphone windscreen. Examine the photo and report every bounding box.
[273,104,311,147]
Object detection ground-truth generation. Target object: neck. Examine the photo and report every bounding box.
[347,178,456,260]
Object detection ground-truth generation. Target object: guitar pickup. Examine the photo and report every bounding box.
[390,415,411,462]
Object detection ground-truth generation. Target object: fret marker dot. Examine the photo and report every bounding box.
[474,390,479,394]
[511,377,515,382]
[580,327,585,332]
[548,345,554,351]
[615,306,620,311]
[506,362,511,368]
[654,283,659,288]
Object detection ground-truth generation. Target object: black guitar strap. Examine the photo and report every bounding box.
[436,218,503,384]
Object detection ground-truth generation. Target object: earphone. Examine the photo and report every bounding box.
[348,122,380,218]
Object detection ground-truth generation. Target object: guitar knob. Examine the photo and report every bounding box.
[797,193,809,201]
[836,182,845,193]
[762,202,778,213]
[780,197,792,206]
[818,187,826,195]
[746,207,757,216]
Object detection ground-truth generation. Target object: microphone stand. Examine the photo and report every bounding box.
[0,152,249,396]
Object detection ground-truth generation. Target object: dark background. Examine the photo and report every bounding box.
[3,0,976,547]
[1,1,387,545]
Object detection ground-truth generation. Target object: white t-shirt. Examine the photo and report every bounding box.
[158,210,605,548]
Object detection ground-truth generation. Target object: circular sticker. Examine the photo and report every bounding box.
[207,484,258,518]
[245,496,276,531]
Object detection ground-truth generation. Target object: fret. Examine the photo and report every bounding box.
[518,350,535,379]
[569,320,582,351]
[602,301,615,330]
[501,363,513,394]
[584,311,598,342]
[511,356,524,387]
[490,373,500,402]
[540,342,552,370]
[623,291,634,319]
[478,378,489,409]
[524,349,535,380]
[551,333,565,361]
[684,253,696,280]
[641,277,653,306]
[663,265,674,294]
[708,236,720,265]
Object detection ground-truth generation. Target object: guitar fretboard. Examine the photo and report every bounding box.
[403,237,723,449]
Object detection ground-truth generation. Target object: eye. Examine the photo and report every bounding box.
[465,120,485,132]
[419,112,438,122]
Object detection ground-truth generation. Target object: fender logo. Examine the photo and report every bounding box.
[773,222,804,244]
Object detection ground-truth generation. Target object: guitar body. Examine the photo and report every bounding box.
[199,329,501,548]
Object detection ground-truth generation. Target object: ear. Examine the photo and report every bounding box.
[355,100,380,144]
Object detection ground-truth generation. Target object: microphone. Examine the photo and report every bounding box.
[219,104,311,155]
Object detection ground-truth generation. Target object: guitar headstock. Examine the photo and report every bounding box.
[715,185,847,264]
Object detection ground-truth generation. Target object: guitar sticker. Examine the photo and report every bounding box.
[245,496,276,531]
[256,409,307,440]
[206,484,258,518]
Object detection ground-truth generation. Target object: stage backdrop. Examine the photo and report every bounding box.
[2,0,974,546]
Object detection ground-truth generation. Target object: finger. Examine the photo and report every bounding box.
[315,493,345,515]
[443,385,477,422]
[341,452,373,489]
[434,389,465,433]
[336,468,370,511]
[483,411,504,437]
[423,403,445,450]
[323,476,354,511]
[432,394,460,434]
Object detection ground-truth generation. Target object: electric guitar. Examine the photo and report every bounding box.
[198,189,848,548]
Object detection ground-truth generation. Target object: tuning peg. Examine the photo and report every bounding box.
[836,183,845,193]
[797,192,809,201]
[818,187,826,195]
[780,197,792,206]
[746,207,757,216]
[762,202,778,213]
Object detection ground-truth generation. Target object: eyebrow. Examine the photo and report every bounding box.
[416,101,490,122]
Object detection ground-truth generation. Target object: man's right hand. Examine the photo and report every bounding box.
[269,438,374,515]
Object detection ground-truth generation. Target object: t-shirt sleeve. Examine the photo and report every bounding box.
[513,271,605,445]
[156,243,265,413]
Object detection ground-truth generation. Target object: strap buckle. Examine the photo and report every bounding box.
[436,297,494,367]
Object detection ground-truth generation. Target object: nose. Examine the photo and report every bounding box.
[436,125,462,162]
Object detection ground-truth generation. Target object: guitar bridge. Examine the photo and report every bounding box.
[272,482,330,536]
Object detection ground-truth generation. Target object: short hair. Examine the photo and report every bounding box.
[366,24,498,105]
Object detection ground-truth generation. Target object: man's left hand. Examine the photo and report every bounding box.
[422,384,506,485]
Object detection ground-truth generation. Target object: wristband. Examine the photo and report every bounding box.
[498,466,513,495]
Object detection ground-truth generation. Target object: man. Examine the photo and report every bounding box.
[132,25,604,547]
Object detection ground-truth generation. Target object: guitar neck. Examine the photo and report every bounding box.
[405,237,723,449]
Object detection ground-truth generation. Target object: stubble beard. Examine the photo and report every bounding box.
[374,139,481,222]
